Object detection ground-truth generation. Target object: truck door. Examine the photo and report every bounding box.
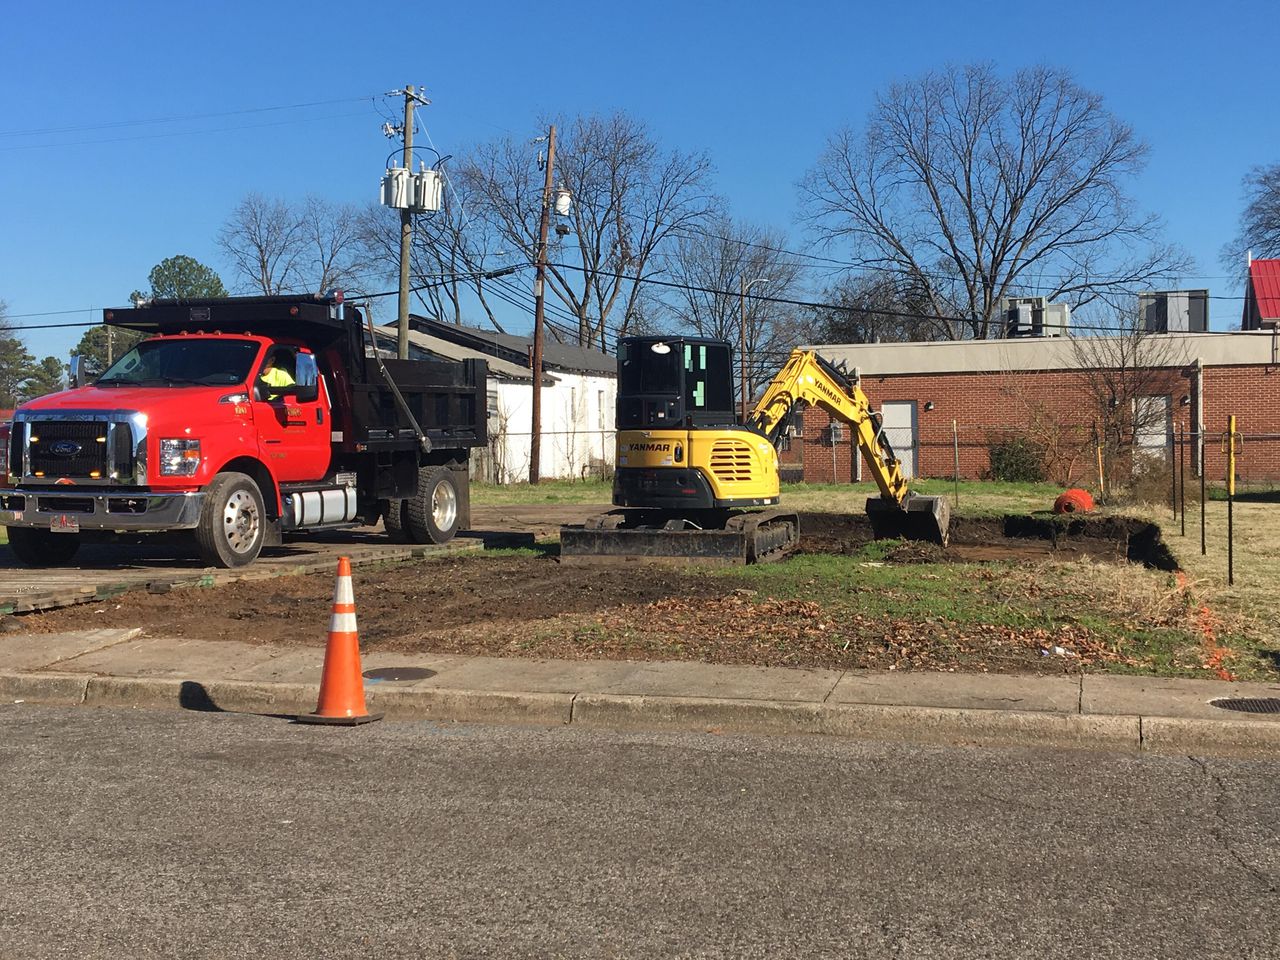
[252,347,332,483]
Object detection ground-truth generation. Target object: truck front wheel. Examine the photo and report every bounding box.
[195,472,266,568]
[7,527,81,566]
[403,466,460,544]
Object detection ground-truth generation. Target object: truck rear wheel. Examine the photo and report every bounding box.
[403,466,460,544]
[195,472,266,568]
[382,498,408,542]
[7,527,81,566]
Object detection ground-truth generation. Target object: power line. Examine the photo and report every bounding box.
[545,259,1254,337]
[0,95,381,138]
[611,207,1251,292]
[0,109,376,152]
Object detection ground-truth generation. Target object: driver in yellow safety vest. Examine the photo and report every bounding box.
[258,349,295,398]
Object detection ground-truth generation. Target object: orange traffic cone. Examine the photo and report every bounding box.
[296,557,382,726]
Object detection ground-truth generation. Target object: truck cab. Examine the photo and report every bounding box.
[1,294,487,568]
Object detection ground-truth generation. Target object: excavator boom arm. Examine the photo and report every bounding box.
[749,349,910,504]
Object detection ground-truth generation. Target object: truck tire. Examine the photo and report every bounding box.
[403,465,460,544]
[195,472,266,568]
[382,498,408,542]
[7,527,81,566]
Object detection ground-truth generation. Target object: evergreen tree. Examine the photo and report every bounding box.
[21,356,66,401]
[71,325,144,371]
[0,329,35,408]
[144,255,228,300]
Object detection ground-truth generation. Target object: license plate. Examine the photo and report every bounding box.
[50,514,80,534]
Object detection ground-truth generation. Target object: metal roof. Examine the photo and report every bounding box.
[1246,259,1280,323]
[411,316,617,377]
[375,325,538,382]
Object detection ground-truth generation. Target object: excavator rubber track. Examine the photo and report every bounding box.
[559,509,800,566]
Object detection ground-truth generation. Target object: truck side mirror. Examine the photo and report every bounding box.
[69,355,92,388]
[293,382,319,404]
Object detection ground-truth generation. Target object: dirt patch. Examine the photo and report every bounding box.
[796,511,1172,568]
[15,509,1190,676]
[22,554,725,650]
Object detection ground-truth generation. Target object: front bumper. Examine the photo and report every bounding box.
[0,488,205,532]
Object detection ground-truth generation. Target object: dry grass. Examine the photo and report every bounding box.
[1157,498,1280,639]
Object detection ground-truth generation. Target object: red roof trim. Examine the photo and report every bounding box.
[1247,259,1280,323]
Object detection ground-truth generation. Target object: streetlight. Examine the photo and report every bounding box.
[740,276,771,422]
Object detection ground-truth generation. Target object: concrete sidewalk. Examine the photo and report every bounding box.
[2,628,1278,756]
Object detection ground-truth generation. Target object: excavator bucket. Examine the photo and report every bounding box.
[865,494,951,546]
[560,510,800,566]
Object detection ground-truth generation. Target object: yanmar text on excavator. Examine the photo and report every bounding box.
[0,294,486,568]
[560,336,950,565]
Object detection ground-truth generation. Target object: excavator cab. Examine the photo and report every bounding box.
[617,338,737,431]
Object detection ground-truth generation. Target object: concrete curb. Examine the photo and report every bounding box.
[3,670,1278,755]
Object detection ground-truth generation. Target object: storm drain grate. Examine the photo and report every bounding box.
[1209,697,1280,715]
[362,667,436,682]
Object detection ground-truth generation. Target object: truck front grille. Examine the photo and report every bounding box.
[25,421,134,481]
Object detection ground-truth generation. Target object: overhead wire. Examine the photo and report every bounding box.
[0,110,377,152]
[0,95,383,139]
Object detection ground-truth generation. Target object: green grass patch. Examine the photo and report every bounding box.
[706,543,1271,679]
[472,479,612,505]
[472,477,1072,516]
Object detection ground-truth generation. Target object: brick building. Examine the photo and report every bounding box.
[781,331,1280,485]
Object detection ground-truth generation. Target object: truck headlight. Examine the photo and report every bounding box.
[159,438,201,476]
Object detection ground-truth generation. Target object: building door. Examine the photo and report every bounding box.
[880,401,918,479]
[1134,395,1173,461]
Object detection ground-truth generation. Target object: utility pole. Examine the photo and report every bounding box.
[395,85,430,360]
[530,124,557,484]
[739,277,770,423]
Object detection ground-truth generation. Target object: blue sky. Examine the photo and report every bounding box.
[2,0,1275,358]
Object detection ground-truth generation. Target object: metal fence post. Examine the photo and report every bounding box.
[1226,415,1237,587]
[1200,431,1207,556]
[1179,422,1186,537]
[952,418,960,509]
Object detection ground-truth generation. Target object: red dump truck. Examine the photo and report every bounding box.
[0,294,486,567]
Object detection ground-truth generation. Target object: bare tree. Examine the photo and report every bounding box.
[803,271,946,344]
[218,193,304,295]
[297,196,366,294]
[800,63,1191,340]
[1070,309,1191,492]
[466,112,716,349]
[664,216,805,401]
[1223,163,1280,267]
[351,172,508,331]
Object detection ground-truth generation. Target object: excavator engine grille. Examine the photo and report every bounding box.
[709,439,755,483]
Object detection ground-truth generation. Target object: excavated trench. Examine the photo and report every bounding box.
[795,511,1178,570]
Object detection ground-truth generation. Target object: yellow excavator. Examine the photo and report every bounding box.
[559,336,950,564]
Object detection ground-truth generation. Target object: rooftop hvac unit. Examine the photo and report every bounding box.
[1004,297,1069,338]
[1139,290,1208,333]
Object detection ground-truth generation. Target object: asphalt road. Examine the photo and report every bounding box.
[0,706,1276,960]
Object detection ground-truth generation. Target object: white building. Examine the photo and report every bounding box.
[379,318,617,483]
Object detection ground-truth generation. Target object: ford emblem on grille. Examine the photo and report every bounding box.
[49,440,82,457]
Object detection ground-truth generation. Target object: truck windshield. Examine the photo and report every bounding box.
[96,338,261,387]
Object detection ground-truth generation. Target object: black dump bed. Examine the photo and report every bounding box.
[104,294,487,452]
